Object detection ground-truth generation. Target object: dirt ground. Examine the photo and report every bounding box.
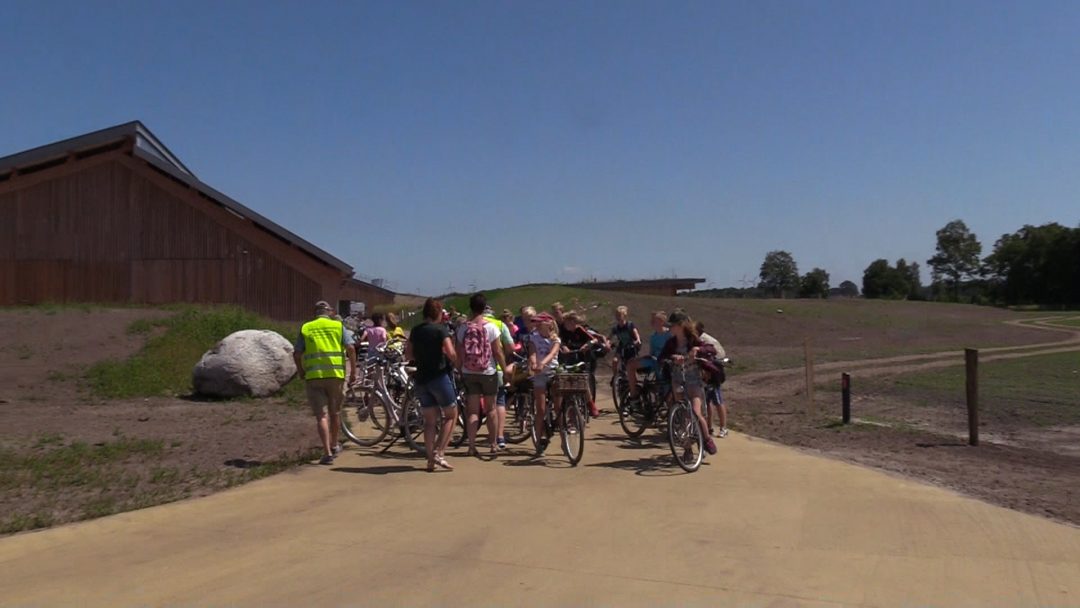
[3,302,1078,534]
[715,315,1080,526]
[0,308,317,533]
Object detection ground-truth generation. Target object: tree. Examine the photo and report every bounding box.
[798,268,830,299]
[837,280,859,297]
[927,220,982,300]
[862,259,910,299]
[895,258,923,299]
[984,223,1080,306]
[758,251,799,298]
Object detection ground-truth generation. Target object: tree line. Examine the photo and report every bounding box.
[749,219,1080,306]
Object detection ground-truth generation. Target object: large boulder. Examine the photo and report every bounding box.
[193,330,297,398]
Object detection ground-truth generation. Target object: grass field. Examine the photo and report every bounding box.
[422,285,1064,372]
[860,351,1080,427]
[86,306,303,402]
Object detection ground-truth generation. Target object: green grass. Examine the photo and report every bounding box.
[1045,317,1080,328]
[869,351,1080,426]
[0,435,165,493]
[0,436,321,535]
[440,285,611,319]
[86,306,301,399]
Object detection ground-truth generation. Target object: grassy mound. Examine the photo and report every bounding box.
[441,285,605,316]
[87,306,299,399]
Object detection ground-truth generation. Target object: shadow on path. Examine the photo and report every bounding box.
[586,453,691,477]
[331,465,420,475]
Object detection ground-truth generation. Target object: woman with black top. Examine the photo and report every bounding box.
[559,312,602,418]
[405,298,459,472]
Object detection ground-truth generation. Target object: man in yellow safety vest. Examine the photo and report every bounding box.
[294,300,358,464]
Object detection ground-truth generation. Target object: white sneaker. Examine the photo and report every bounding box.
[332,443,343,455]
[717,428,729,438]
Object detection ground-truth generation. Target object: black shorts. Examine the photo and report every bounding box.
[462,373,499,397]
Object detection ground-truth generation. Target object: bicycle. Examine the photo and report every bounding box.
[610,343,640,415]
[502,354,536,445]
[530,363,588,465]
[341,346,459,454]
[617,363,669,439]
[666,360,708,473]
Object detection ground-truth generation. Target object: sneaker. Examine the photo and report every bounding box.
[704,438,717,455]
[497,436,507,450]
[318,454,335,465]
[535,436,549,456]
[332,443,343,456]
[717,427,729,439]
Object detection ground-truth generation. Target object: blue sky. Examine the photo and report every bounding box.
[4,1,1080,294]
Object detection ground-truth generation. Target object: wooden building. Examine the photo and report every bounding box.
[0,121,392,320]
[571,278,706,297]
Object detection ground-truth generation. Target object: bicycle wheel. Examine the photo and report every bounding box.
[668,401,703,473]
[560,395,586,466]
[402,394,428,455]
[506,390,534,444]
[340,390,389,447]
[611,374,630,415]
[618,388,650,439]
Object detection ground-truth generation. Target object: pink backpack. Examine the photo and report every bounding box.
[462,319,492,373]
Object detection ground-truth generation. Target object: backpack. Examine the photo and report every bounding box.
[462,319,492,373]
[696,343,726,385]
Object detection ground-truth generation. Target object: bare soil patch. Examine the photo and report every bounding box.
[729,405,1080,525]
[0,307,318,535]
[720,317,1080,526]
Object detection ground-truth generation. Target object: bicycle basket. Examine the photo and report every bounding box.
[552,372,590,394]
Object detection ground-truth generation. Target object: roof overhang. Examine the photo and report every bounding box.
[0,121,354,276]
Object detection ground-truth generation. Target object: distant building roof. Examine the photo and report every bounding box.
[0,121,354,275]
[572,278,706,290]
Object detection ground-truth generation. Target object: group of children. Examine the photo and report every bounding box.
[365,298,730,461]
[512,302,729,456]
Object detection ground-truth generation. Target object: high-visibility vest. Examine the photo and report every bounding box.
[300,316,346,380]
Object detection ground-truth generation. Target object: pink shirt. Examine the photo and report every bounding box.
[364,326,388,350]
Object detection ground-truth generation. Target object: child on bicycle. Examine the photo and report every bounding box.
[625,310,670,404]
[527,312,562,455]
[609,305,642,373]
[657,311,716,455]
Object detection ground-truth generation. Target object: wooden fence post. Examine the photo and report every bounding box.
[804,338,815,414]
[965,348,979,446]
[841,372,851,424]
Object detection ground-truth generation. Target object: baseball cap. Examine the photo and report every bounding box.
[314,300,332,311]
[533,312,555,323]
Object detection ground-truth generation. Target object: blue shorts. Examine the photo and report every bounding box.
[638,356,657,370]
[414,373,457,409]
[706,384,724,405]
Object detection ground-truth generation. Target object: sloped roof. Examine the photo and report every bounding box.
[0,121,353,275]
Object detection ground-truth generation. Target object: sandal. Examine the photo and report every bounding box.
[435,455,454,470]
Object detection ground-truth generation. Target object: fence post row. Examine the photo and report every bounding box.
[804,338,815,414]
[841,372,851,424]
[965,348,979,447]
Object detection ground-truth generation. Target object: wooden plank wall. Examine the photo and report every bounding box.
[0,155,331,319]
